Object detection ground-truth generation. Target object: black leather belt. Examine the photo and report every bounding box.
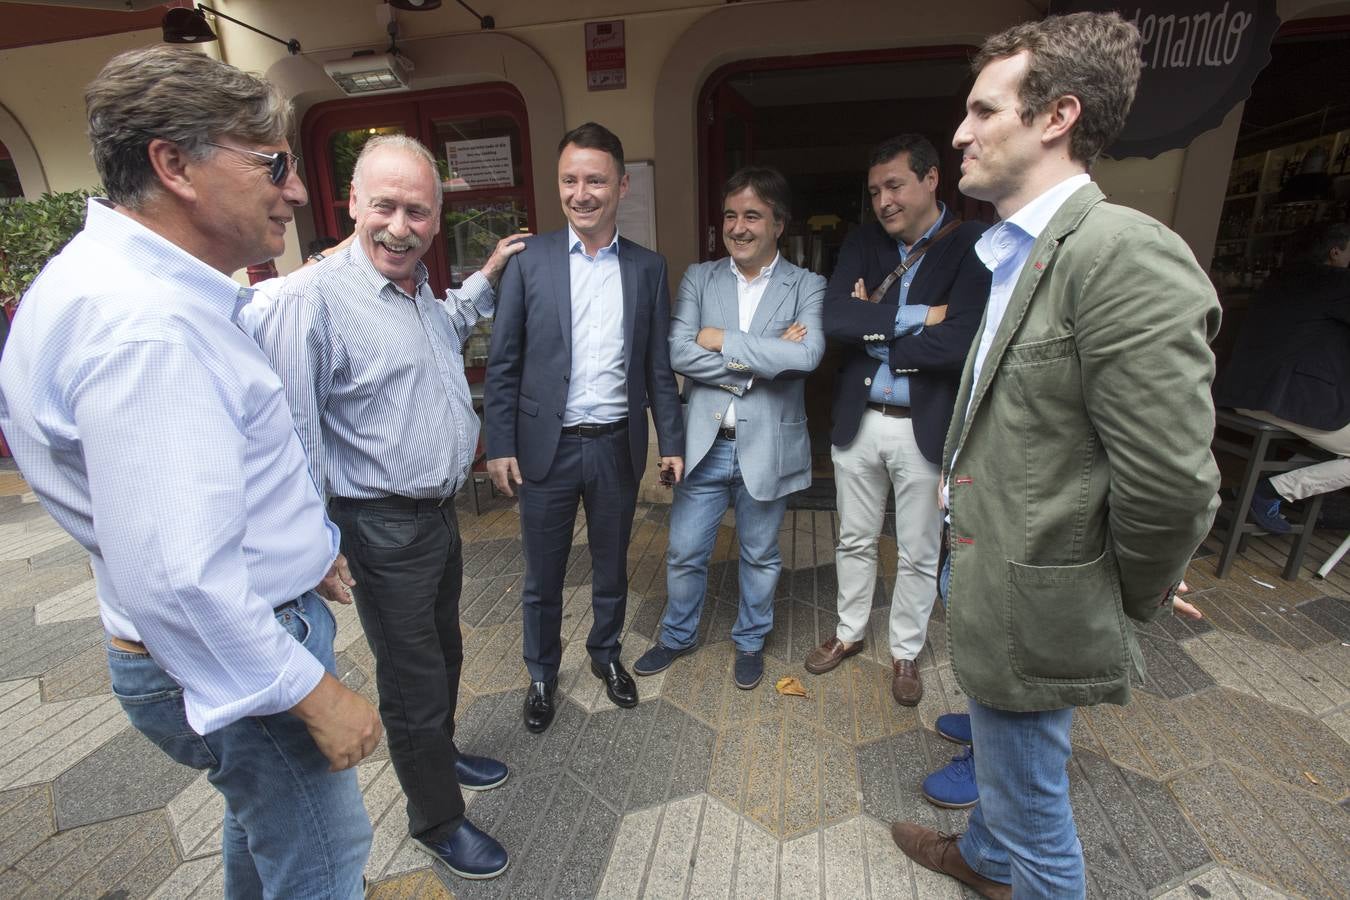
[561,420,627,437]
[866,401,912,418]
[330,494,452,511]
[718,426,737,441]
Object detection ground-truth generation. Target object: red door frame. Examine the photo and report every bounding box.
[696,45,979,262]
[301,82,535,298]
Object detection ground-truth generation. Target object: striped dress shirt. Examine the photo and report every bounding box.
[564,226,628,426]
[253,240,492,500]
[0,199,339,734]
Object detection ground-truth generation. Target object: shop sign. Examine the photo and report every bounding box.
[585,20,627,91]
[1051,1,1281,158]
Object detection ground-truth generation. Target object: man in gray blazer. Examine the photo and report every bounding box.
[633,166,825,690]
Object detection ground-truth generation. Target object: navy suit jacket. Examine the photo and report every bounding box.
[484,229,685,481]
[823,214,990,463]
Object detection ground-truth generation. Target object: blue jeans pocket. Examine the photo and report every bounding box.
[275,604,313,645]
[108,650,219,770]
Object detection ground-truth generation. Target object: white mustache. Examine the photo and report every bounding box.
[373,228,422,252]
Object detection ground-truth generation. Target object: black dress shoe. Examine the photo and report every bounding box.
[591,659,638,708]
[523,679,556,733]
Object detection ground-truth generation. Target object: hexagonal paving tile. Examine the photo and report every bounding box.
[1169,760,1350,896]
[0,677,127,791]
[53,725,199,830]
[1181,629,1349,718]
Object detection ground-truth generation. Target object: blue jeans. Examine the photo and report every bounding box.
[107,592,371,900]
[958,701,1083,897]
[662,436,788,652]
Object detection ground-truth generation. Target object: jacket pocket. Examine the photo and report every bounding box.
[1004,550,1128,683]
[518,394,539,417]
[777,418,810,476]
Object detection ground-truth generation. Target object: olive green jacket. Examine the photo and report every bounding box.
[943,183,1221,711]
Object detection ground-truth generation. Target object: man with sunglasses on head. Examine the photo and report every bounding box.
[254,134,527,882]
[0,47,380,898]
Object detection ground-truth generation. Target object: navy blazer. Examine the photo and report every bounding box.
[484,229,685,481]
[823,214,990,463]
[1214,264,1350,431]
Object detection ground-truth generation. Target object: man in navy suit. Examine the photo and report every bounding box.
[485,122,685,733]
[803,135,988,775]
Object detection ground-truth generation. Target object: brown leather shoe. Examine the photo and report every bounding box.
[890,822,1011,900]
[891,658,923,706]
[804,636,863,674]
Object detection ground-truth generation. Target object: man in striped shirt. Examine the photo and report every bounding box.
[254,135,524,882]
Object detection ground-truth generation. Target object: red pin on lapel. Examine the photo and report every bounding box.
[1034,261,1044,270]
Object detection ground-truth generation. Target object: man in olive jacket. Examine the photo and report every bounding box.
[890,13,1221,900]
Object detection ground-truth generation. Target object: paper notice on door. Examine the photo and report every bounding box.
[445,136,514,191]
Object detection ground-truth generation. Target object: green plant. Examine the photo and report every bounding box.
[0,187,99,310]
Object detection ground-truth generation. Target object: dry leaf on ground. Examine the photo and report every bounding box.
[775,676,808,698]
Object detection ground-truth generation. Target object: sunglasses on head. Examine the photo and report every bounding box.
[203,141,301,186]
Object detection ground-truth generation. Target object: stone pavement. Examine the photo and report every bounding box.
[0,457,1347,898]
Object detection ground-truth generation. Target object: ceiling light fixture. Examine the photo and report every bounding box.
[163,4,302,56]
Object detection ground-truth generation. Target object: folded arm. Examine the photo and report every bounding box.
[721,273,827,380]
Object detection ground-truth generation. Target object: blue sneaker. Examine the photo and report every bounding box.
[1249,492,1292,535]
[921,747,978,809]
[733,649,763,690]
[455,753,507,791]
[633,641,697,676]
[415,819,508,880]
[935,713,972,745]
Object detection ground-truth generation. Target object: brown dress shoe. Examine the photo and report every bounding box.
[891,658,923,706]
[804,636,863,674]
[890,822,1011,900]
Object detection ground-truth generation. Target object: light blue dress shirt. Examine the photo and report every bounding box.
[253,240,492,500]
[945,174,1091,509]
[564,225,628,426]
[866,205,948,407]
[0,199,338,734]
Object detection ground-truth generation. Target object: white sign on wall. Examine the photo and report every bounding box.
[445,136,514,191]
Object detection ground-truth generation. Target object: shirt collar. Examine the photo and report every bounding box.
[1006,173,1091,241]
[898,201,947,257]
[347,233,429,298]
[730,252,780,286]
[567,224,620,258]
[975,174,1091,272]
[83,198,254,323]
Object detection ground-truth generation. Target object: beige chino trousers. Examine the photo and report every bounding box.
[1238,408,1350,501]
[831,409,942,661]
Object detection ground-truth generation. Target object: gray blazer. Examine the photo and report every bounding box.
[670,257,825,501]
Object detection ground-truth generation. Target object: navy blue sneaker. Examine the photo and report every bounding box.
[455,753,507,791]
[921,747,978,809]
[1250,483,1292,535]
[935,713,972,745]
[633,641,697,676]
[733,649,763,690]
[415,820,508,880]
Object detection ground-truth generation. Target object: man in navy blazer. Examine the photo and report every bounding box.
[485,123,684,733]
[803,136,989,724]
